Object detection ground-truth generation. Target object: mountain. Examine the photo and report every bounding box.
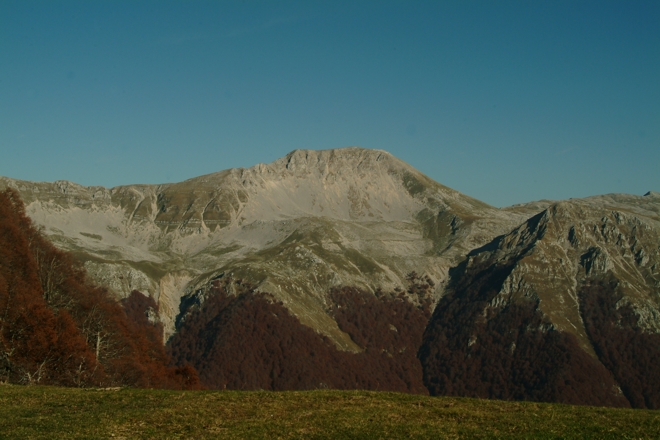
[2,147,659,405]
[419,192,660,407]
[0,147,529,348]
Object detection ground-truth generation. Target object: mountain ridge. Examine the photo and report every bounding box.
[0,148,531,348]
[1,148,656,352]
[419,194,660,407]
[2,147,659,405]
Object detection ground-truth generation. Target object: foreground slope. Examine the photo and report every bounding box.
[3,387,660,439]
[1,148,529,347]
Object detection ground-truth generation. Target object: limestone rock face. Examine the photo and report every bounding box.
[419,192,660,406]
[475,194,660,346]
[500,195,660,338]
[1,148,530,345]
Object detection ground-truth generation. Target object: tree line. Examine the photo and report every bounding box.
[5,185,658,408]
[167,275,433,393]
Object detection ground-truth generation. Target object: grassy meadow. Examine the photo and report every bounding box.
[1,384,659,439]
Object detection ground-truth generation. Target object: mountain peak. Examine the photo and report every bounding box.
[269,147,400,176]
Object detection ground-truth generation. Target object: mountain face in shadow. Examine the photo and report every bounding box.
[420,195,660,407]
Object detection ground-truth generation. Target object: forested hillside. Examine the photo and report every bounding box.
[0,189,198,389]
[419,200,660,409]
[167,277,432,393]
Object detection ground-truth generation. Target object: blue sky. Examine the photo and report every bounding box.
[1,1,658,207]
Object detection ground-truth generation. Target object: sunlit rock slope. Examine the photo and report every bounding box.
[1,148,531,347]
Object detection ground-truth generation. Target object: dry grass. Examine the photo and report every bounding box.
[1,384,659,439]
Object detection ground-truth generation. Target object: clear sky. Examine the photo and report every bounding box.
[1,1,658,207]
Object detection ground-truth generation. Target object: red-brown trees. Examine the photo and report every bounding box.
[0,188,100,386]
[418,256,630,407]
[580,277,660,409]
[0,188,199,389]
[168,277,431,393]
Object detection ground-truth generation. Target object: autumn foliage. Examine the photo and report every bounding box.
[6,185,657,407]
[0,188,199,389]
[418,258,630,407]
[167,277,431,393]
[329,283,431,393]
[580,277,660,409]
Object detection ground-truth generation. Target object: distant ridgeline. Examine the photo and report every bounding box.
[2,148,659,409]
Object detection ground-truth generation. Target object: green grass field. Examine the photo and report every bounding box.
[1,384,659,439]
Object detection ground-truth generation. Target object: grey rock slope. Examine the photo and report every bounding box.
[1,148,531,348]
[448,192,660,353]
